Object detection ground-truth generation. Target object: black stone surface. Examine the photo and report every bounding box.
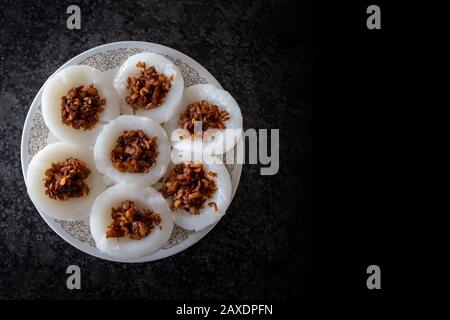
[0,0,316,299]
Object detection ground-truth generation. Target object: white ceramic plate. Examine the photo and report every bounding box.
[20,41,242,263]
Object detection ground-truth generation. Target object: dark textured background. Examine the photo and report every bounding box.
[0,0,316,299]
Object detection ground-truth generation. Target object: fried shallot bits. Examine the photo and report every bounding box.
[159,162,218,214]
[164,84,243,155]
[105,200,161,240]
[42,65,120,146]
[61,84,106,130]
[90,184,174,259]
[157,156,232,231]
[125,62,173,112]
[110,129,159,174]
[26,142,107,221]
[114,52,184,124]
[94,115,170,185]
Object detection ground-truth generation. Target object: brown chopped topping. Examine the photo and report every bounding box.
[44,157,91,201]
[208,202,218,211]
[125,62,173,112]
[105,200,161,240]
[159,162,218,214]
[207,171,218,177]
[179,100,230,136]
[61,84,106,130]
[110,130,159,173]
